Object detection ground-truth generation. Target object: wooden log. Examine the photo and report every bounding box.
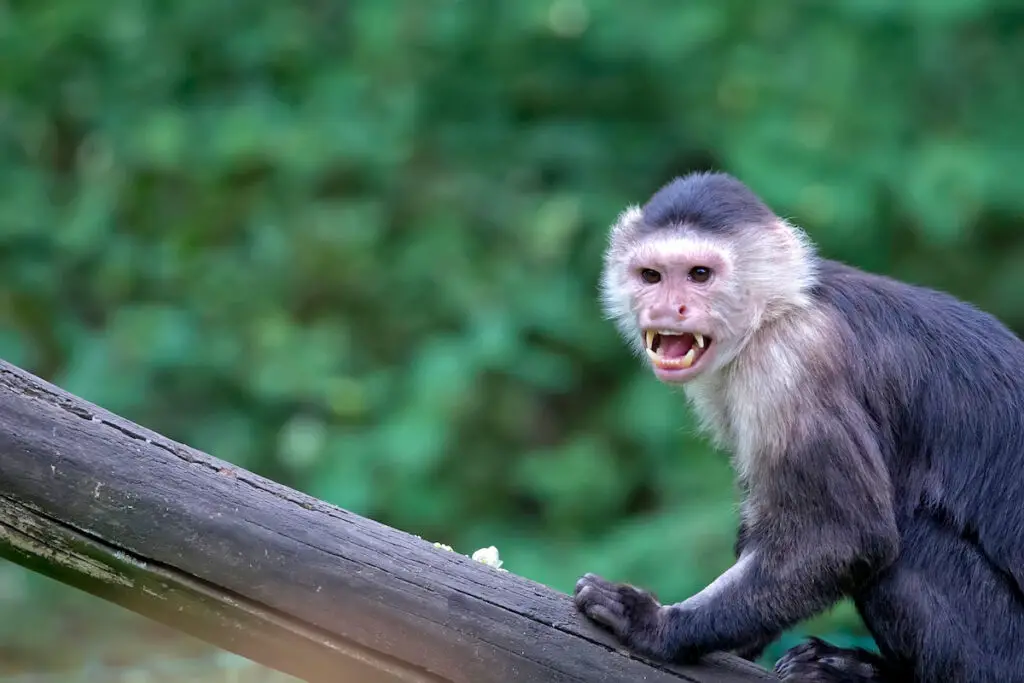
[0,359,776,683]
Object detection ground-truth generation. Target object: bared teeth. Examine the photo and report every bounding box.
[644,330,707,370]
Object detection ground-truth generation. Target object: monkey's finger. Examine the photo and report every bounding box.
[574,584,621,611]
[574,584,626,618]
[574,572,618,596]
[582,604,629,637]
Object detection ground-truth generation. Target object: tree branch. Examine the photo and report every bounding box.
[0,359,775,683]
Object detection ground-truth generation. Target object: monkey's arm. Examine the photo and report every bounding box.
[727,518,779,662]
[575,422,899,663]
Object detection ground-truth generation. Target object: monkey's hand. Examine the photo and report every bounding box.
[573,573,672,661]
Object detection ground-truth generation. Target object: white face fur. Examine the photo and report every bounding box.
[599,205,820,386]
[599,197,833,481]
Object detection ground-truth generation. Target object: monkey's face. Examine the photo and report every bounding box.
[599,205,816,385]
[601,227,736,383]
[633,252,725,385]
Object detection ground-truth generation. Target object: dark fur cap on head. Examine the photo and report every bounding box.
[640,171,778,234]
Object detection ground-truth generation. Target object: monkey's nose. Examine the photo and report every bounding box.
[677,304,687,316]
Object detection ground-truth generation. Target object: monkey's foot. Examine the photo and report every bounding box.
[573,573,666,659]
[775,638,889,683]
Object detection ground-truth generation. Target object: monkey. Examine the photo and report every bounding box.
[573,171,1024,683]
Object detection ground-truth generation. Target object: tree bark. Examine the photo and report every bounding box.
[0,359,776,683]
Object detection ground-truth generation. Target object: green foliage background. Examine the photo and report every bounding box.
[1,0,1023,678]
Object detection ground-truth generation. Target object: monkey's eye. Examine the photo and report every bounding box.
[639,268,662,284]
[688,266,712,283]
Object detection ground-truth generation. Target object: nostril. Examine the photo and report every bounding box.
[677,304,687,316]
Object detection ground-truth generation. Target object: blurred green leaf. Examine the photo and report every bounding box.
[1,0,1021,676]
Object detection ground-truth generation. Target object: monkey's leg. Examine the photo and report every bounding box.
[780,515,1024,683]
[860,514,1024,683]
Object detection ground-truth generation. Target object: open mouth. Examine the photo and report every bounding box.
[644,330,712,372]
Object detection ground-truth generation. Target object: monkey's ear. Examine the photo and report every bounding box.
[609,205,643,242]
[772,218,818,260]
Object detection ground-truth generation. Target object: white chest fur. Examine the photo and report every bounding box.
[682,307,836,481]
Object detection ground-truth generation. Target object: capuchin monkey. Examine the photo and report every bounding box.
[573,172,1024,683]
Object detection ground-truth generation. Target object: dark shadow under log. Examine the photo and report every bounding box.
[0,359,776,683]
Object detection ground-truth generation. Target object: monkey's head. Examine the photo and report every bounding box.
[599,172,819,384]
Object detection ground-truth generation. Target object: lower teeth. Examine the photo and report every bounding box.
[646,346,698,369]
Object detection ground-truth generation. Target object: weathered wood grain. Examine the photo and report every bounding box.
[0,359,777,683]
